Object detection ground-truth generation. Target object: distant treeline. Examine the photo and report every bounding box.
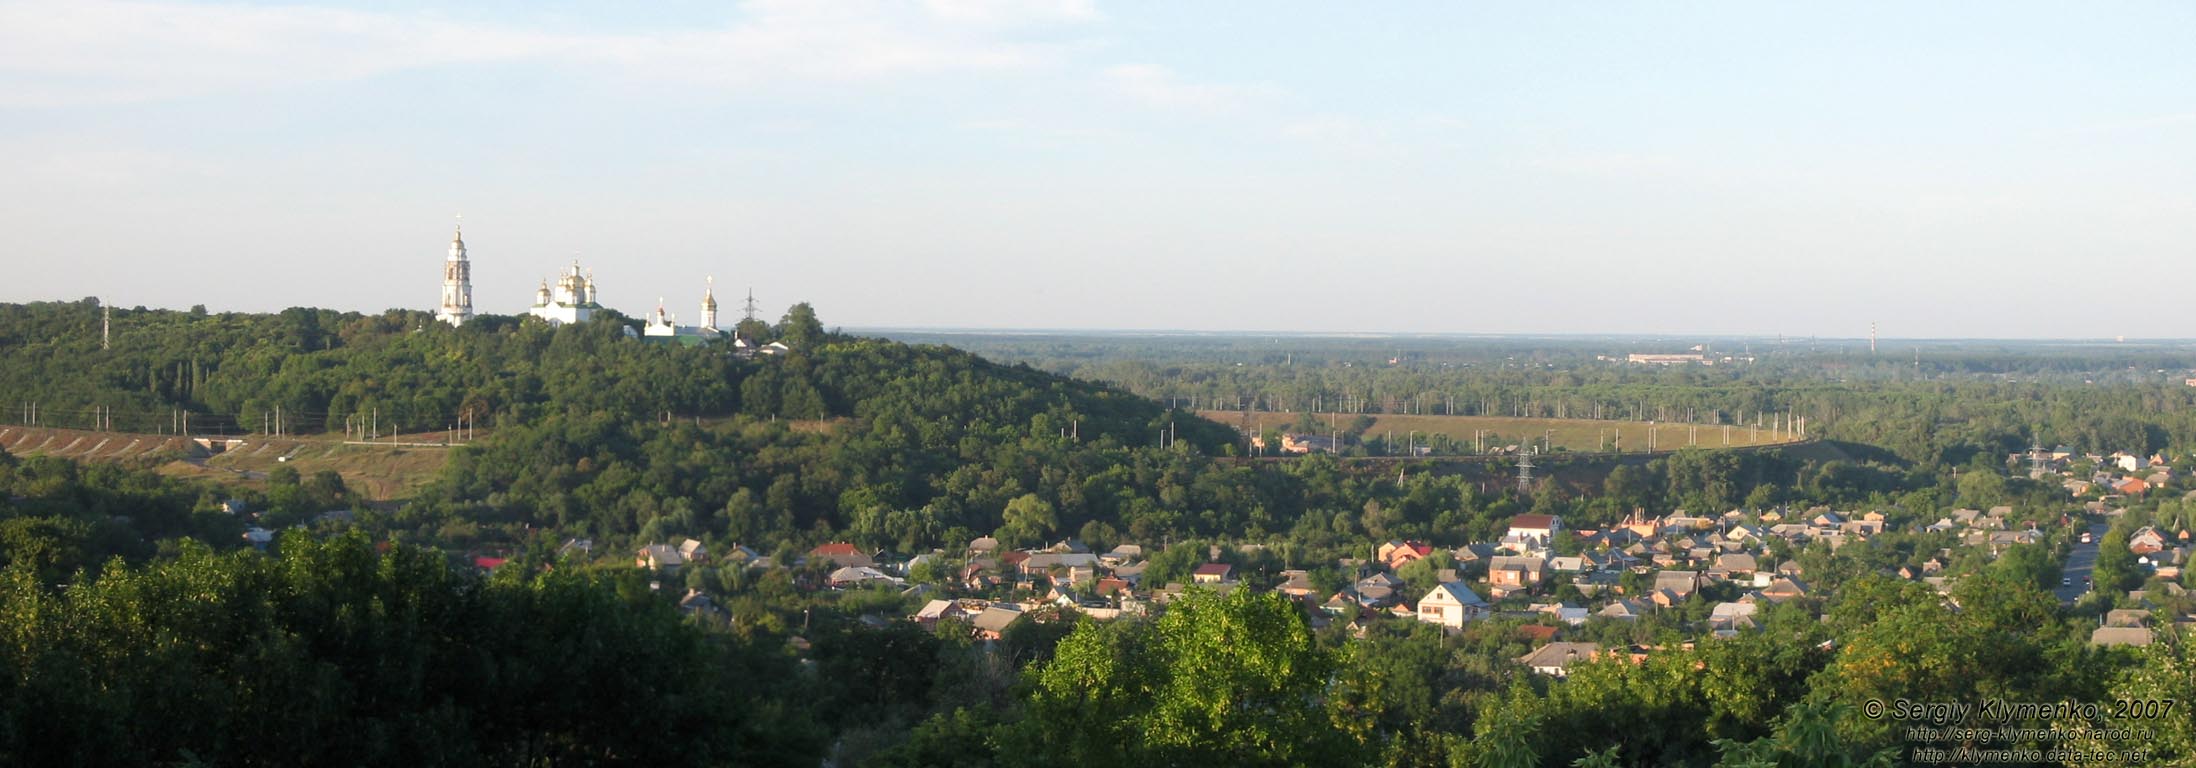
[882,331,2196,468]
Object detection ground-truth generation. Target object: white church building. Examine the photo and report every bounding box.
[642,279,724,345]
[529,261,602,325]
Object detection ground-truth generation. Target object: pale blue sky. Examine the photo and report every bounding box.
[2,1,2191,337]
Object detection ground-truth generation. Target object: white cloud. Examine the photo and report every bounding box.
[1100,63,1274,112]
[0,0,1100,107]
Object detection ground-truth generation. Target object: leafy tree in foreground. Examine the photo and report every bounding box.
[1020,587,1368,767]
[0,532,823,767]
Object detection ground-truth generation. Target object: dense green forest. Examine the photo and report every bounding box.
[6,301,2196,766]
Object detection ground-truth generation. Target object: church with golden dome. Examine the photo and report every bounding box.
[430,223,725,339]
[529,261,601,325]
[642,278,724,345]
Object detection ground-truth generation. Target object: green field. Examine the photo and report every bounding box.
[1197,410,1804,454]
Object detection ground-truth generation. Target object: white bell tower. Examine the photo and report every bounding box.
[701,276,719,330]
[435,217,474,326]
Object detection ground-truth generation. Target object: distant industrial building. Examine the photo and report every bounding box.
[1626,353,1709,365]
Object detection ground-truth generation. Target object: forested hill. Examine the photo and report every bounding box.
[0,299,1248,555]
[0,299,1219,444]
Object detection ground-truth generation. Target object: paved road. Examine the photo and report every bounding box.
[2057,522,2109,603]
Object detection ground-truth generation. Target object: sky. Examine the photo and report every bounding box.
[1,1,2192,338]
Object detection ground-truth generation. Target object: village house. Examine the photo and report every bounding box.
[2104,609,2151,628]
[1354,572,1405,606]
[1531,602,1589,626]
[973,564,1018,594]
[970,606,1025,640]
[1652,570,1702,600]
[1761,576,1809,602]
[720,543,761,564]
[1504,514,1563,552]
[1518,642,1603,677]
[828,566,898,589]
[1488,555,1547,596]
[2130,527,2170,555]
[2112,453,2151,473]
[1714,552,1758,573]
[1617,509,1662,538]
[677,538,708,563]
[810,542,874,569]
[677,589,721,619]
[1709,600,1758,636]
[1021,552,1102,585]
[1379,540,1434,570]
[1099,544,1143,565]
[913,599,972,628]
[1664,513,1716,532]
[1598,599,1650,621]
[1450,543,1496,575]
[1416,582,1491,629]
[2090,626,2153,647]
[1275,569,1318,598]
[636,543,684,571]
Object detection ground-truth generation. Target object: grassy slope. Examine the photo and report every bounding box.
[0,426,450,503]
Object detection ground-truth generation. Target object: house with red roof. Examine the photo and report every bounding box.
[1378,540,1434,570]
[809,542,874,568]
